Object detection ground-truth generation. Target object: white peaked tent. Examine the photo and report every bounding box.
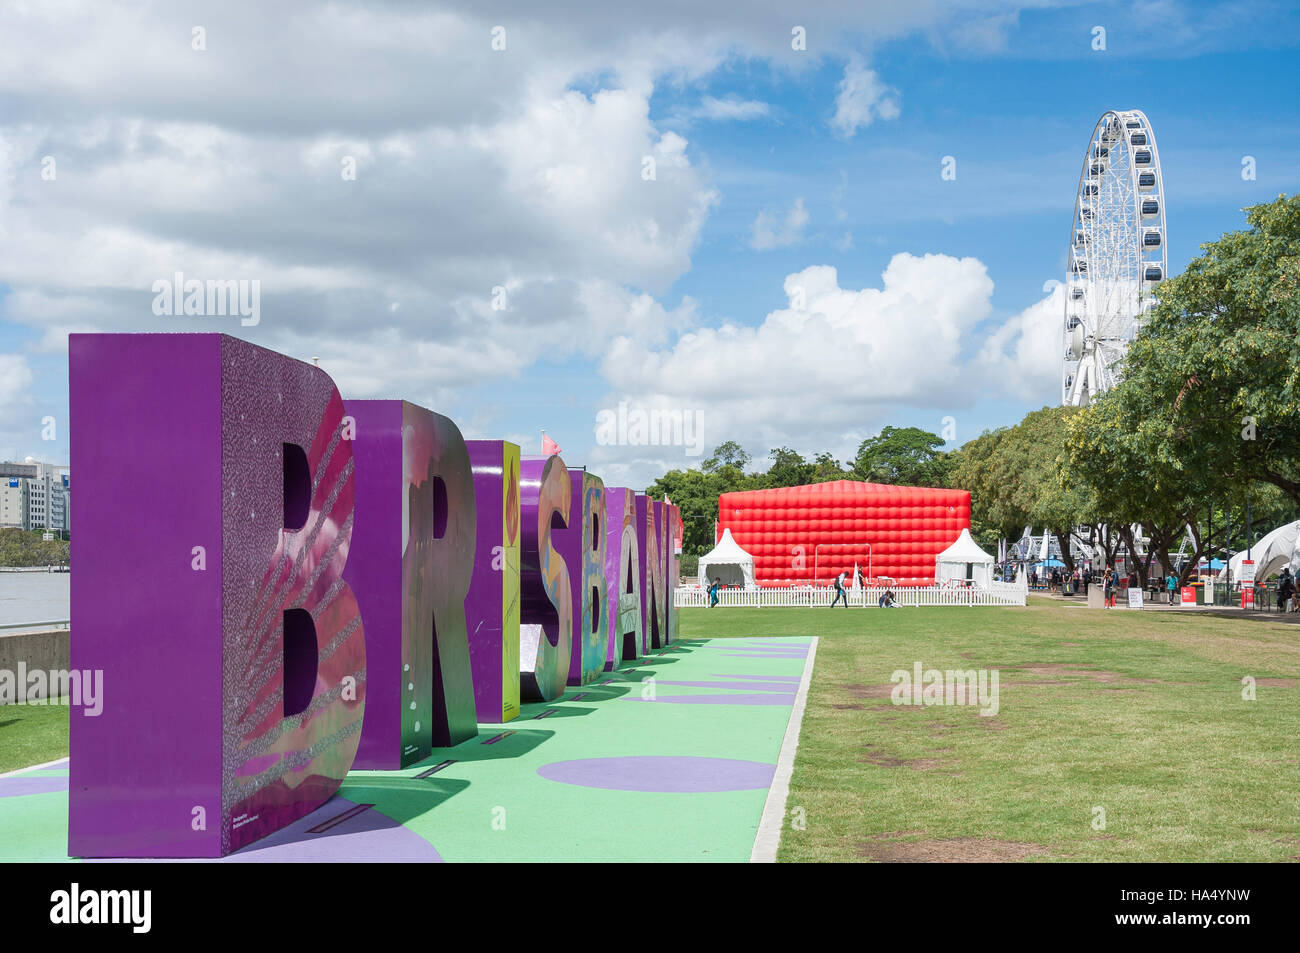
[1219,519,1300,583]
[699,528,757,588]
[935,528,996,587]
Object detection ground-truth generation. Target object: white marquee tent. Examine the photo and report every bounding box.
[935,528,996,587]
[1218,519,1300,584]
[698,528,757,588]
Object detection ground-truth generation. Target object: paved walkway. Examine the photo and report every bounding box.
[0,636,815,862]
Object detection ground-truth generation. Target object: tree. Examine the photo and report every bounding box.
[0,528,71,567]
[649,441,757,555]
[764,447,814,488]
[1063,380,1286,586]
[703,440,751,474]
[1059,195,1300,584]
[853,426,954,486]
[1099,194,1300,505]
[950,407,1094,573]
[810,451,850,483]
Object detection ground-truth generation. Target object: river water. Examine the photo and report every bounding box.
[0,572,71,625]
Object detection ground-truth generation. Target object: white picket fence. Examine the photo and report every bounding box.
[675,579,1027,608]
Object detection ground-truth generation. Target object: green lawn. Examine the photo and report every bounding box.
[5,599,1297,862]
[682,598,1300,862]
[0,704,69,775]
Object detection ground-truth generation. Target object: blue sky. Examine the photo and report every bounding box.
[1,0,1298,487]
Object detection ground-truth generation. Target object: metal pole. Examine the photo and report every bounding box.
[1246,495,1252,561]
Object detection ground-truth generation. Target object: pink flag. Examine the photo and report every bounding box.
[541,431,562,455]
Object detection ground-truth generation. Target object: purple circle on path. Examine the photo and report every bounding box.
[717,653,807,660]
[626,692,794,705]
[0,776,69,799]
[711,673,801,682]
[538,756,775,793]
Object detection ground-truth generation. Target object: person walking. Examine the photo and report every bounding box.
[830,570,848,608]
[708,577,721,608]
[1277,569,1293,613]
[1103,569,1115,609]
[1165,570,1177,605]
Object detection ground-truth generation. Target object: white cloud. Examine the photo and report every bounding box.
[598,255,995,456]
[751,197,809,250]
[0,80,718,385]
[0,0,1081,469]
[591,257,1077,485]
[830,56,901,138]
[976,283,1066,401]
[0,353,37,460]
[694,96,771,121]
[0,354,34,409]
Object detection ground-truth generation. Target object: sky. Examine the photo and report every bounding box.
[1,0,1298,489]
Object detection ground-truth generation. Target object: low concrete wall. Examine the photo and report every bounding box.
[0,628,72,704]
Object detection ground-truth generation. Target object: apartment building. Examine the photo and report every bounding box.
[0,461,70,532]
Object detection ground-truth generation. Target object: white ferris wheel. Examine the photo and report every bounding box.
[1062,109,1167,406]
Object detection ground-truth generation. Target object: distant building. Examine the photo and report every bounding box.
[0,461,70,532]
[0,476,22,528]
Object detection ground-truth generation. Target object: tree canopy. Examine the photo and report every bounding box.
[1075,194,1300,505]
[852,426,955,486]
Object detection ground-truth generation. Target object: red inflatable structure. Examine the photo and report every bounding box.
[717,480,971,587]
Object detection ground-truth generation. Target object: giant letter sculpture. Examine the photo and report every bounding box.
[347,400,461,768]
[603,487,643,668]
[466,440,522,723]
[654,499,672,647]
[637,493,667,652]
[665,502,681,645]
[519,456,572,701]
[424,411,479,746]
[68,333,366,857]
[552,470,608,685]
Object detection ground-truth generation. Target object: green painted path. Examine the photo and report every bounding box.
[0,636,812,862]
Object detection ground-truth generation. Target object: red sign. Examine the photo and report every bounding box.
[1181,586,1196,605]
[1241,588,1255,608]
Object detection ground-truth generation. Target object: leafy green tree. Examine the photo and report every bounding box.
[1065,382,1290,585]
[0,528,71,567]
[853,426,954,486]
[703,440,751,474]
[764,447,814,488]
[951,407,1094,573]
[1102,194,1300,504]
[648,441,760,555]
[1060,194,1300,583]
[810,451,850,483]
